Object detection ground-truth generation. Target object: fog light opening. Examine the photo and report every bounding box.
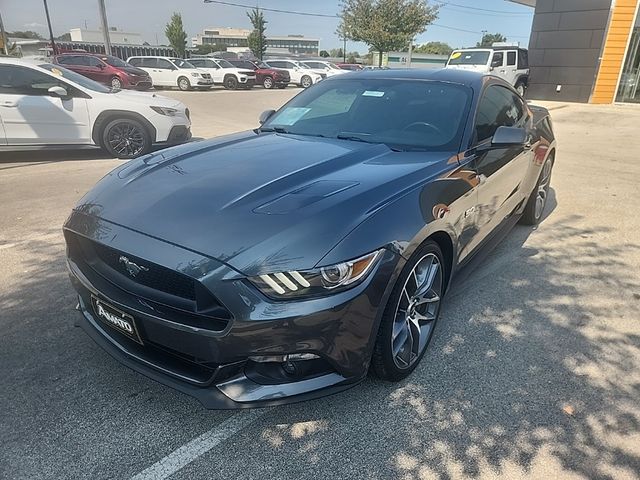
[245,353,332,385]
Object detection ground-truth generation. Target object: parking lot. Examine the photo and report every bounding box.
[2,88,640,480]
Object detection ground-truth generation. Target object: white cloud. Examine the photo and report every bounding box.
[24,22,46,29]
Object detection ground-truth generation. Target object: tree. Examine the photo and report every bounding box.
[414,41,452,55]
[477,33,507,48]
[347,50,360,58]
[329,48,344,58]
[7,30,44,40]
[55,33,71,41]
[165,12,187,58]
[338,0,439,67]
[347,55,357,63]
[194,43,226,55]
[319,50,330,58]
[247,8,267,60]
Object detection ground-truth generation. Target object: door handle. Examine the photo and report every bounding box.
[0,100,18,107]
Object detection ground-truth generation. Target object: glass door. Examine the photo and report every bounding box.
[617,16,640,103]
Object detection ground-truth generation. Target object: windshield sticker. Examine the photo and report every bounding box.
[450,52,462,59]
[362,91,385,97]
[274,107,311,125]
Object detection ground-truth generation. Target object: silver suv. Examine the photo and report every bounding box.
[445,44,529,96]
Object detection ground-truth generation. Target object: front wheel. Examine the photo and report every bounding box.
[177,76,191,91]
[520,154,554,225]
[300,75,312,88]
[371,241,445,381]
[224,76,238,89]
[262,76,274,89]
[110,76,123,90]
[515,81,527,97]
[102,118,151,159]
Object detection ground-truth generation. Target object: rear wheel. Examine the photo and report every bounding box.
[262,76,274,89]
[177,76,191,91]
[224,76,238,90]
[515,80,527,97]
[101,118,151,159]
[110,76,123,90]
[520,154,554,225]
[300,75,312,88]
[371,241,445,381]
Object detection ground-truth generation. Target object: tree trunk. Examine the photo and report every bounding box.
[378,50,383,67]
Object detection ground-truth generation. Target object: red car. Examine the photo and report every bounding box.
[53,53,152,90]
[228,59,290,89]
[337,63,364,71]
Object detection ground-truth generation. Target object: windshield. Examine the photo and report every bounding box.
[39,63,112,93]
[172,58,196,69]
[217,59,234,68]
[256,61,268,69]
[448,50,491,66]
[328,62,340,69]
[301,62,313,69]
[263,78,471,152]
[102,56,129,68]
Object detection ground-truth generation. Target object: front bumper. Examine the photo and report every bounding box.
[64,213,398,409]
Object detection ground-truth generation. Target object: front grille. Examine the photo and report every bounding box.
[92,242,197,301]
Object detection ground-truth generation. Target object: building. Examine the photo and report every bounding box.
[510,0,640,103]
[70,28,143,45]
[192,27,319,56]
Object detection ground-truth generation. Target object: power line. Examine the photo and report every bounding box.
[203,0,338,18]
[434,1,532,15]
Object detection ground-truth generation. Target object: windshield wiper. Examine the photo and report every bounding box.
[259,126,290,134]
[336,132,402,152]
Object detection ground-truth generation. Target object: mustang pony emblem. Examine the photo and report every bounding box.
[118,256,149,277]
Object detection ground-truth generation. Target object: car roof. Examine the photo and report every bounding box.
[337,68,488,88]
[453,46,527,52]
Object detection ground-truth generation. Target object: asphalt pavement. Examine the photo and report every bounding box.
[1,88,639,480]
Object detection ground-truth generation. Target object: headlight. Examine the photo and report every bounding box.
[190,72,200,77]
[250,250,383,299]
[150,106,178,116]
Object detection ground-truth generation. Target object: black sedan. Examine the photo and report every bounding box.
[64,69,556,408]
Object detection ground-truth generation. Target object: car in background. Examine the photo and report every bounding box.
[188,57,256,89]
[53,53,152,91]
[63,69,556,408]
[445,44,529,96]
[0,58,191,159]
[337,63,363,71]
[262,59,322,88]
[127,56,213,91]
[228,59,290,89]
[300,60,347,78]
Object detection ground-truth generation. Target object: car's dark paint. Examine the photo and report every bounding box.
[53,54,152,90]
[228,60,290,88]
[64,69,556,408]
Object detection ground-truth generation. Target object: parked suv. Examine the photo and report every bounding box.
[262,59,322,88]
[188,57,256,89]
[228,59,290,89]
[127,56,213,91]
[53,53,152,90]
[300,60,347,78]
[445,44,529,96]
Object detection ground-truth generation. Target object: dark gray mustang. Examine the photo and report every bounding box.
[64,69,556,408]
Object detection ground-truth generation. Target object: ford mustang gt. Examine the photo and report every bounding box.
[64,69,556,408]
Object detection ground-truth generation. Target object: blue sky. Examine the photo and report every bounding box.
[2,0,534,50]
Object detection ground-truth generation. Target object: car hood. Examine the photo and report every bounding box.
[75,132,452,275]
[107,89,184,108]
[121,66,149,76]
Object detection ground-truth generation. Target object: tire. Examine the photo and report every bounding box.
[110,76,123,90]
[515,80,527,97]
[371,241,445,381]
[101,117,152,159]
[300,75,312,88]
[262,76,274,89]
[224,76,238,90]
[520,153,554,225]
[177,76,191,91]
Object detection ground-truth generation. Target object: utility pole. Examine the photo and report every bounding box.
[343,35,346,63]
[0,9,9,56]
[407,38,413,68]
[97,0,112,55]
[480,29,487,47]
[43,0,58,55]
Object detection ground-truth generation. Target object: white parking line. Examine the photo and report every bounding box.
[130,409,267,480]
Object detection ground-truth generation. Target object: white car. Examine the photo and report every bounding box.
[445,45,530,96]
[126,56,214,91]
[300,60,347,78]
[263,59,322,88]
[0,58,191,159]
[188,57,256,89]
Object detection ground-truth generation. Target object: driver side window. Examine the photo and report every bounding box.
[156,59,173,70]
[475,85,525,143]
[0,65,75,96]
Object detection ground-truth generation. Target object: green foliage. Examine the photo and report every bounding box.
[414,41,452,55]
[347,55,357,63]
[477,33,507,48]
[165,12,187,57]
[338,0,439,66]
[7,30,44,40]
[319,50,330,57]
[329,48,344,58]
[56,33,71,41]
[194,44,227,55]
[247,8,267,60]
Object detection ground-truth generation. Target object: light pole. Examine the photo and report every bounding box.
[0,10,9,56]
[98,0,112,55]
[43,0,58,55]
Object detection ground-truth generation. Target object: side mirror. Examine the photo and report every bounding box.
[259,109,276,124]
[491,126,527,146]
[48,86,68,98]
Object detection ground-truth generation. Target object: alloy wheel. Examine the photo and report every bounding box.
[516,84,525,96]
[263,77,273,89]
[301,76,312,88]
[178,78,190,91]
[534,158,553,220]
[391,253,443,369]
[107,121,146,158]
[111,77,122,90]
